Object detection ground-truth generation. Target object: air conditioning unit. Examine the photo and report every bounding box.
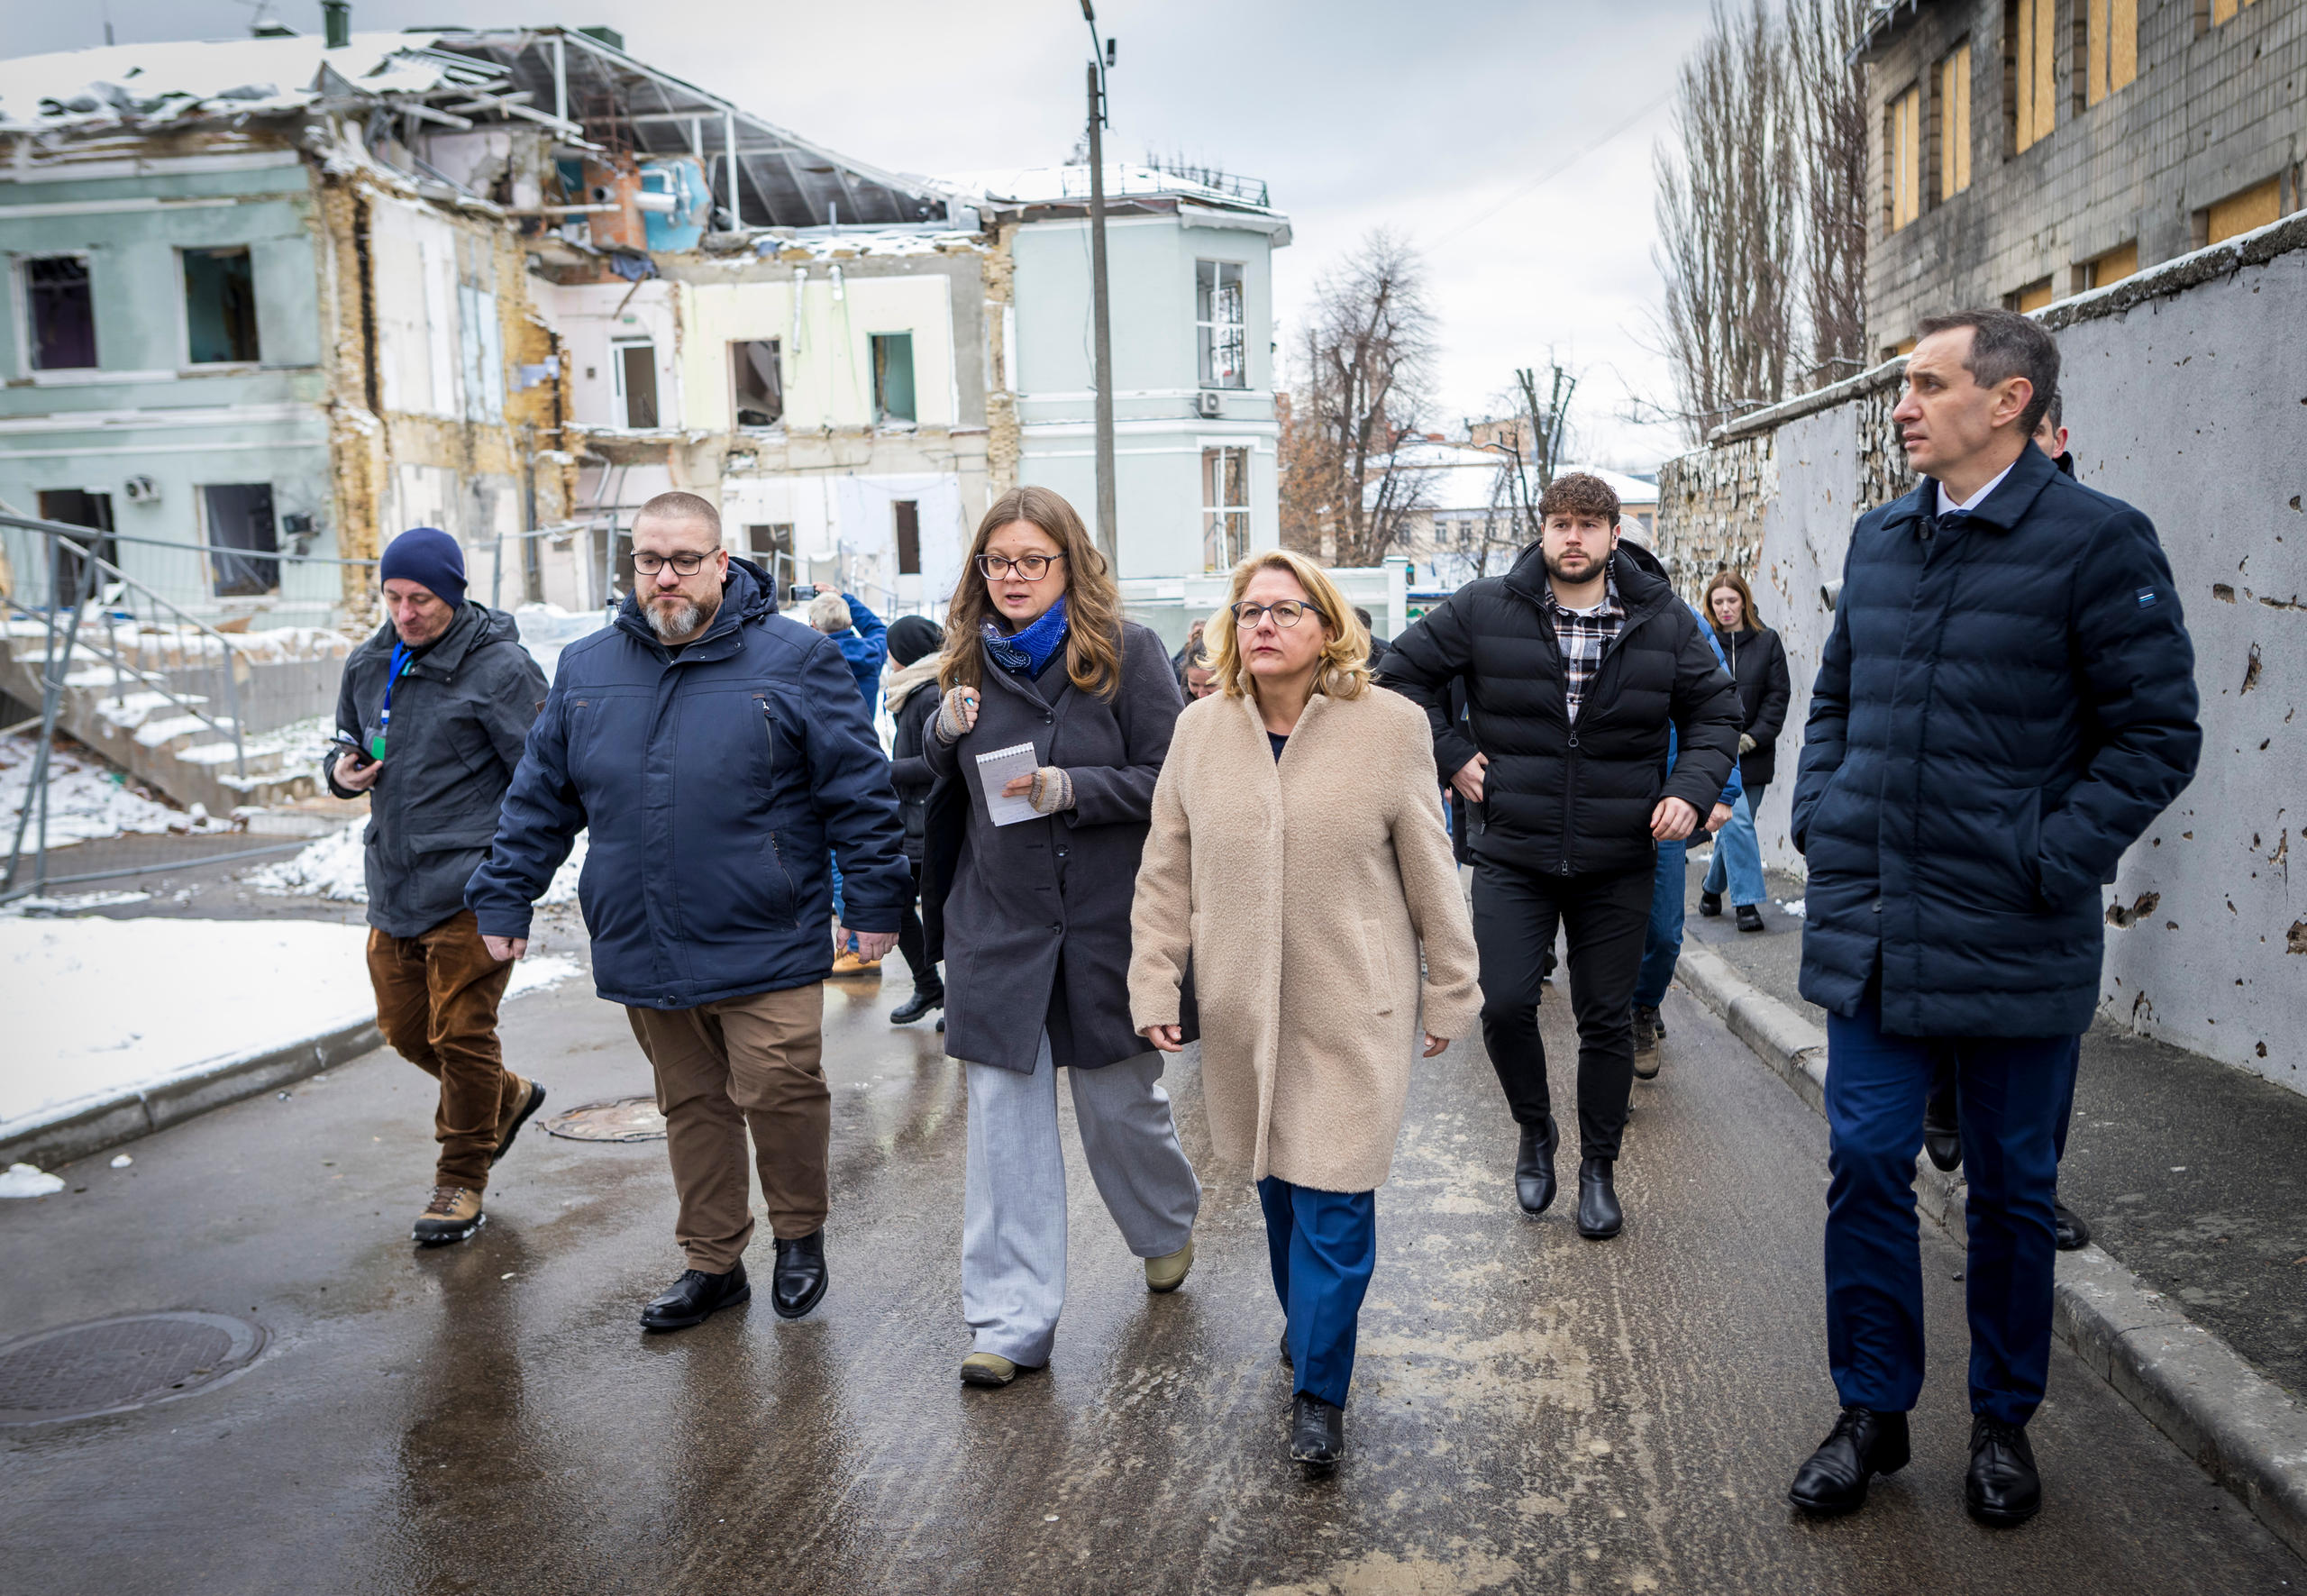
[1195,390,1223,418]
[122,474,160,505]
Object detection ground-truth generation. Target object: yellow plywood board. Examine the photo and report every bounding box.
[2092,240,2140,287]
[1939,44,1973,198]
[2016,278,2056,313]
[2206,178,2283,244]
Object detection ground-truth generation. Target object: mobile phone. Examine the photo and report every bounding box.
[788,583,815,604]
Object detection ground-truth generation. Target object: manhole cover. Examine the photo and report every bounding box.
[0,1311,266,1425]
[544,1096,667,1142]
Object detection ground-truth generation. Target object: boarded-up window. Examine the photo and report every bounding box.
[1197,260,1247,388]
[1201,446,1250,573]
[2207,0,2262,27]
[24,257,96,369]
[2012,277,2056,313]
[2081,240,2138,288]
[1936,44,1973,199]
[731,340,782,426]
[871,333,916,424]
[203,483,279,597]
[2008,0,2056,153]
[2086,0,2138,105]
[894,499,921,576]
[616,342,659,428]
[183,246,259,364]
[2205,178,2283,245]
[1887,84,1923,231]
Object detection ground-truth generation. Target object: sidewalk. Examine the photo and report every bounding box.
[1677,849,2307,1400]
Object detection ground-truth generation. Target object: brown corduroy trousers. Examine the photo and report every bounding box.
[625,983,829,1273]
[366,909,518,1190]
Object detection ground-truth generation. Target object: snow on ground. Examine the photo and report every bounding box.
[0,731,232,849]
[247,816,586,904]
[0,917,579,1135]
[1778,898,1806,918]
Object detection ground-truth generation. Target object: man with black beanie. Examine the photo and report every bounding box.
[326,526,550,1246]
[884,613,947,1026]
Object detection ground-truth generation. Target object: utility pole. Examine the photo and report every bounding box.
[1082,4,1119,571]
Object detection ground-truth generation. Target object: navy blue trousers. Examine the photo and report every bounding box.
[1258,1178,1376,1409]
[1824,996,2079,1427]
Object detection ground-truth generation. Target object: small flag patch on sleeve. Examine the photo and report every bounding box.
[2137,588,2157,607]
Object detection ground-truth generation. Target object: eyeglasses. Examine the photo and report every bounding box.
[977,552,1066,580]
[1231,599,1325,629]
[632,551,716,576]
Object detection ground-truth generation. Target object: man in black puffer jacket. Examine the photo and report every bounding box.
[1382,472,1740,1240]
[1784,312,2199,1532]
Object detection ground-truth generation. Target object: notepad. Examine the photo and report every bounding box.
[974,741,1043,826]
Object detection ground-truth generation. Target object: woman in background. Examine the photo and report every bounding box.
[884,614,946,1027]
[1696,570,1789,934]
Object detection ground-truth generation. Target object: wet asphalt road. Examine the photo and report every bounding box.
[3,953,2302,1595]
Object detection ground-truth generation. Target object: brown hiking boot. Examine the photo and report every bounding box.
[491,1074,547,1164]
[413,1185,485,1245]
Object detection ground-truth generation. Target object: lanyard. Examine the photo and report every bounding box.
[370,640,413,759]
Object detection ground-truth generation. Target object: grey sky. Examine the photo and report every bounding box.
[13,0,1711,469]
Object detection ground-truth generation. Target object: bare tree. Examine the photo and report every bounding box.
[1277,229,1437,567]
[1654,0,1799,442]
[1788,0,1871,383]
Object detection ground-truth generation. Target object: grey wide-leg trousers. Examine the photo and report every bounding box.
[962,1030,1200,1368]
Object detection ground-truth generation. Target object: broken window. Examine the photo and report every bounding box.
[1201,446,1250,573]
[1197,260,1246,389]
[24,257,96,370]
[746,523,795,586]
[894,500,921,576]
[183,246,260,364]
[871,333,916,424]
[36,488,114,606]
[202,483,280,597]
[731,340,783,426]
[615,341,659,428]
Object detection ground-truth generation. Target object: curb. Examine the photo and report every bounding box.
[0,1019,382,1174]
[1673,942,2307,1563]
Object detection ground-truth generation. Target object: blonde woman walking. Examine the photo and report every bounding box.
[1129,550,1480,1470]
[921,486,1201,1389]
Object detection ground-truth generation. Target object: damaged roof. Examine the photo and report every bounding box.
[949,163,1288,237]
[0,26,955,231]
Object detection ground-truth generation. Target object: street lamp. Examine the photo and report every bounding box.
[1081,2,1119,570]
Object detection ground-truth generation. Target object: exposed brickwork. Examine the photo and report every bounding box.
[1864,0,2307,352]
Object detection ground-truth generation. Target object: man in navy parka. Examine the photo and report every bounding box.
[468,491,910,1334]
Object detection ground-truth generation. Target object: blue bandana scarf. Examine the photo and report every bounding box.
[984,596,1071,676]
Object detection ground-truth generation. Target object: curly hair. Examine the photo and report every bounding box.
[1199,549,1372,702]
[1536,470,1620,526]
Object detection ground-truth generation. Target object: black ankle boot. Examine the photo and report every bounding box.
[1788,1405,1910,1516]
[1923,1080,1962,1172]
[1698,889,1722,918]
[889,987,944,1026]
[771,1229,828,1319]
[1575,1156,1622,1239]
[1515,1119,1559,1215]
[1289,1392,1345,1469]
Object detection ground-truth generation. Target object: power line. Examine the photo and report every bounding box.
[1432,90,1673,248]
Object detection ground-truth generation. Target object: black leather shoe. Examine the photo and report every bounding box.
[1923,1078,1962,1173]
[1698,890,1722,918]
[1965,1415,2041,1527]
[1576,1157,1623,1239]
[1787,1406,1910,1516]
[890,988,944,1026]
[2054,1199,2090,1251]
[1631,1007,1663,1080]
[771,1229,829,1319]
[1736,902,1765,933]
[640,1262,750,1331]
[1515,1119,1559,1216]
[1290,1392,1345,1469]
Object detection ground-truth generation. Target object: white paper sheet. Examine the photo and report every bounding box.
[974,741,1043,826]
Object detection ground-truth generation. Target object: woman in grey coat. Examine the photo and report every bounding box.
[921,486,1200,1387]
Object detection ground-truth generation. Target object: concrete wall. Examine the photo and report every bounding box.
[1009,211,1281,579]
[1655,214,2307,1090]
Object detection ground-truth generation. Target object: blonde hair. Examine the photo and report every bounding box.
[938,486,1126,700]
[1202,549,1371,702]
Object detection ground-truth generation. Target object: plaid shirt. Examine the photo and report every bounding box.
[1545,574,1624,725]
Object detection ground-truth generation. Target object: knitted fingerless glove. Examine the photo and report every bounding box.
[1027,766,1074,815]
[935,686,978,744]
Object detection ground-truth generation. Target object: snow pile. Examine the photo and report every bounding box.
[0,890,152,919]
[0,917,579,1135]
[0,1163,66,1199]
[0,732,232,849]
[248,816,587,904]
[1778,898,1806,919]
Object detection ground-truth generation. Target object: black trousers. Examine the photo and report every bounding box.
[896,861,942,998]
[1472,857,1655,1159]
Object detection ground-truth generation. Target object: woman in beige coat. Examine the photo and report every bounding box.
[1130,549,1480,1471]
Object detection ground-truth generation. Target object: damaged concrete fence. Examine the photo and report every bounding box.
[1654,214,2307,1092]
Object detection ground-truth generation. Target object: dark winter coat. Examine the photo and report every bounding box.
[1716,624,1791,789]
[464,559,910,1010]
[1792,443,2201,1038]
[923,622,1186,1072]
[887,671,940,867]
[325,601,545,939]
[1381,544,1743,879]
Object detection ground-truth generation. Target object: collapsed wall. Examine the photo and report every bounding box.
[1654,214,2307,1091]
